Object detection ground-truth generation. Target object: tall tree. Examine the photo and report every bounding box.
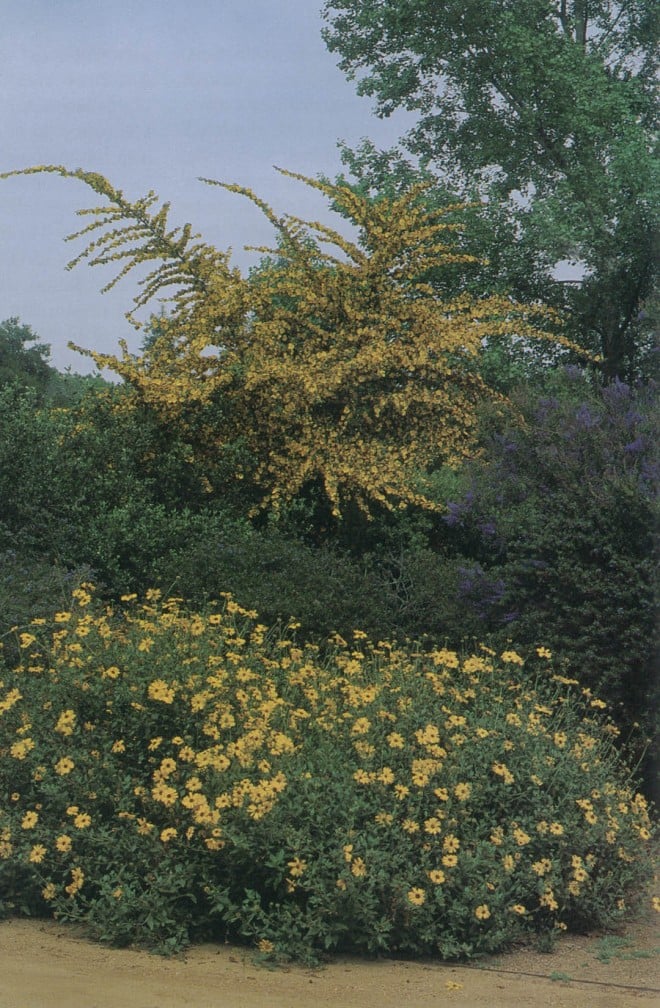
[323,0,659,380]
[2,165,584,517]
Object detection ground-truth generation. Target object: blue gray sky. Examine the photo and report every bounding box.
[1,1,412,373]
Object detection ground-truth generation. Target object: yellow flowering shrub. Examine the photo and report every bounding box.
[0,588,653,961]
[1,165,585,517]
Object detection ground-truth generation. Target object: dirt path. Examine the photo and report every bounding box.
[0,915,658,1008]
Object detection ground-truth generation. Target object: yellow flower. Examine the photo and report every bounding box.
[445,715,466,729]
[431,649,459,668]
[402,819,420,834]
[287,857,307,878]
[415,724,440,746]
[65,866,85,896]
[492,762,515,785]
[42,883,57,901]
[454,782,471,801]
[111,740,126,754]
[28,844,47,863]
[510,904,527,915]
[442,854,458,868]
[442,835,460,853]
[257,939,275,954]
[428,869,446,884]
[513,827,531,846]
[54,611,71,623]
[10,738,35,759]
[54,757,75,776]
[204,837,224,852]
[160,827,178,843]
[535,647,552,659]
[56,835,72,853]
[73,813,91,829]
[350,857,367,877]
[475,904,491,920]
[531,859,552,876]
[158,757,177,778]
[407,888,426,906]
[424,817,443,835]
[21,811,38,830]
[500,651,524,665]
[148,680,175,704]
[54,709,76,735]
[19,633,37,649]
[549,822,564,836]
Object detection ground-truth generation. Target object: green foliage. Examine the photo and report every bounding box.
[0,317,106,406]
[0,385,65,555]
[0,381,234,576]
[322,0,660,379]
[0,591,653,961]
[0,318,53,398]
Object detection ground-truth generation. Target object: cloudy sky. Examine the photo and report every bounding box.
[1,1,411,373]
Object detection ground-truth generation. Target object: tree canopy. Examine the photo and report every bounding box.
[322,0,659,379]
[0,317,53,395]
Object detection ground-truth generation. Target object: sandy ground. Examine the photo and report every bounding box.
[0,913,658,1008]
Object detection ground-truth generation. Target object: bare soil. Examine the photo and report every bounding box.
[0,912,658,1008]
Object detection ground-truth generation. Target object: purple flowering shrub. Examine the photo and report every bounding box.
[439,370,658,786]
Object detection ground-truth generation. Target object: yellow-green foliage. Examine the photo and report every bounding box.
[0,588,653,960]
[1,165,586,516]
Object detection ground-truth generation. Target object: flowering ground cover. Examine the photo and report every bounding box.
[0,587,654,962]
